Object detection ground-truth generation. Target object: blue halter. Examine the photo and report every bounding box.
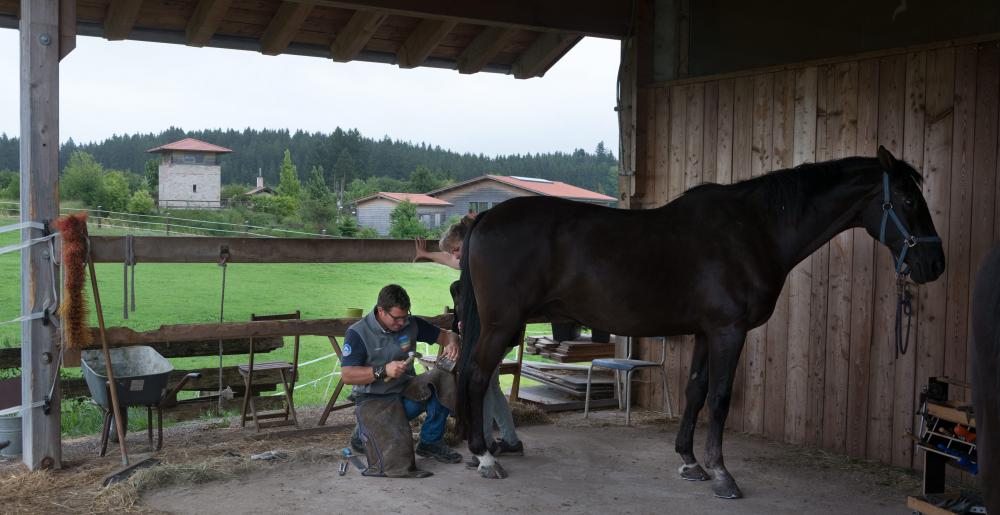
[878,172,941,275]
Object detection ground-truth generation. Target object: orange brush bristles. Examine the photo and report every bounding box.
[52,213,92,349]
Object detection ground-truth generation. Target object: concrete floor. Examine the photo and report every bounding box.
[144,411,913,514]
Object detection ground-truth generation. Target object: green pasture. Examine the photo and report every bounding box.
[0,216,554,436]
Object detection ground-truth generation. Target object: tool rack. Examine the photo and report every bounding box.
[906,377,983,515]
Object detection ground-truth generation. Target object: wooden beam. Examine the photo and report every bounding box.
[0,337,285,369]
[260,1,314,56]
[511,32,580,79]
[103,0,143,41]
[304,0,629,39]
[330,9,386,62]
[457,26,516,74]
[186,0,232,48]
[59,0,75,60]
[397,18,455,68]
[88,236,438,264]
[20,0,62,470]
[86,315,454,347]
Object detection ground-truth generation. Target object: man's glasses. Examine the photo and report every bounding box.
[382,309,410,322]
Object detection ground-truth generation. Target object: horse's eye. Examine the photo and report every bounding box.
[903,197,915,208]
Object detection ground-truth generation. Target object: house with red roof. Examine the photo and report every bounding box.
[427,175,616,220]
[147,137,233,209]
[354,192,453,235]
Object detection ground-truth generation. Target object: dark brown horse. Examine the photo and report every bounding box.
[971,243,999,514]
[456,146,945,499]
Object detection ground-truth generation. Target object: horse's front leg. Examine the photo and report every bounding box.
[703,327,747,499]
[675,336,711,481]
[466,329,511,479]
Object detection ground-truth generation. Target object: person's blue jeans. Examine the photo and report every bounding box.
[403,387,449,444]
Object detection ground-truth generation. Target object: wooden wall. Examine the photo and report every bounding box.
[631,38,1000,469]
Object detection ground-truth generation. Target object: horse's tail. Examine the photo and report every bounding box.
[455,213,485,439]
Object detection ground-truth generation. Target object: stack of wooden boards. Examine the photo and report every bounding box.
[517,362,618,412]
[523,335,615,363]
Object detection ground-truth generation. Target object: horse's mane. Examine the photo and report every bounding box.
[683,156,923,223]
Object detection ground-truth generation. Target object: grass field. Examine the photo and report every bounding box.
[0,215,553,436]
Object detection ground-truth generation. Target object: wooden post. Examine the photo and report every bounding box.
[20,0,62,470]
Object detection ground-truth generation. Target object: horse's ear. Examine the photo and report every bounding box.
[877,145,896,171]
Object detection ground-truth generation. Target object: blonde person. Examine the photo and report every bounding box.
[414,219,524,462]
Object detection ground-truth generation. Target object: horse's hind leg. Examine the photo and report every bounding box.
[704,327,747,499]
[675,336,711,481]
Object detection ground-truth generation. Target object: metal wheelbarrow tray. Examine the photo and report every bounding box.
[81,346,200,454]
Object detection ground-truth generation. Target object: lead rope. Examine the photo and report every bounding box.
[217,247,230,412]
[895,275,913,358]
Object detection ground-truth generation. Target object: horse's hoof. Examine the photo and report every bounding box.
[478,461,508,479]
[712,477,743,499]
[678,463,710,481]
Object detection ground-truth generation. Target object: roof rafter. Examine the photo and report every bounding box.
[260,1,316,55]
[104,0,143,41]
[397,18,455,69]
[330,9,386,62]
[186,0,233,48]
[457,26,516,75]
[512,33,580,79]
[304,0,628,38]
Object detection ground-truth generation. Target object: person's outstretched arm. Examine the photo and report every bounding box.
[414,238,460,270]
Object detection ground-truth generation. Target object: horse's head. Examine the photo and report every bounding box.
[862,146,945,284]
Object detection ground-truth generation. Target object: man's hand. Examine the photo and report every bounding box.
[413,238,430,262]
[385,360,408,379]
[442,338,459,361]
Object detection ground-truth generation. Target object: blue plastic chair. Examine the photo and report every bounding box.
[584,336,673,425]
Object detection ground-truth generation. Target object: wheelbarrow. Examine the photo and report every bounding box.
[81,346,201,455]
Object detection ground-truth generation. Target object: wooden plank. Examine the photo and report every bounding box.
[397,18,455,68]
[784,66,817,445]
[744,72,773,436]
[942,45,977,402]
[88,236,436,264]
[104,0,143,40]
[667,85,686,204]
[872,53,911,466]
[653,87,671,205]
[764,70,794,441]
[59,0,76,60]
[259,1,315,55]
[0,337,284,369]
[715,79,735,186]
[86,314,454,347]
[845,58,878,458]
[511,32,578,79]
[909,48,955,469]
[186,0,233,47]
[822,62,858,454]
[805,65,831,449]
[968,43,999,391]
[20,0,63,469]
[727,75,754,433]
[678,83,705,417]
[702,82,719,185]
[457,26,515,74]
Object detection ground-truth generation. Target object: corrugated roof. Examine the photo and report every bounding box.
[355,192,453,207]
[146,138,233,153]
[429,175,615,202]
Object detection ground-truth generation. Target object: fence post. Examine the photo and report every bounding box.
[97,205,102,228]
[165,212,171,235]
[244,219,250,235]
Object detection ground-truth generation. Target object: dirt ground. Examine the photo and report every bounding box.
[1,406,920,514]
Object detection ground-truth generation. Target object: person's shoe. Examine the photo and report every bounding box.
[350,435,367,456]
[493,439,523,456]
[415,441,462,464]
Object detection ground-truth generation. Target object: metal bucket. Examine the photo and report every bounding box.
[0,413,21,457]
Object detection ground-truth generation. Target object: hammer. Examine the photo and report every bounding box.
[383,351,421,382]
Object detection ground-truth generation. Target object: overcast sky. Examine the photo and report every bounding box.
[0,30,620,157]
